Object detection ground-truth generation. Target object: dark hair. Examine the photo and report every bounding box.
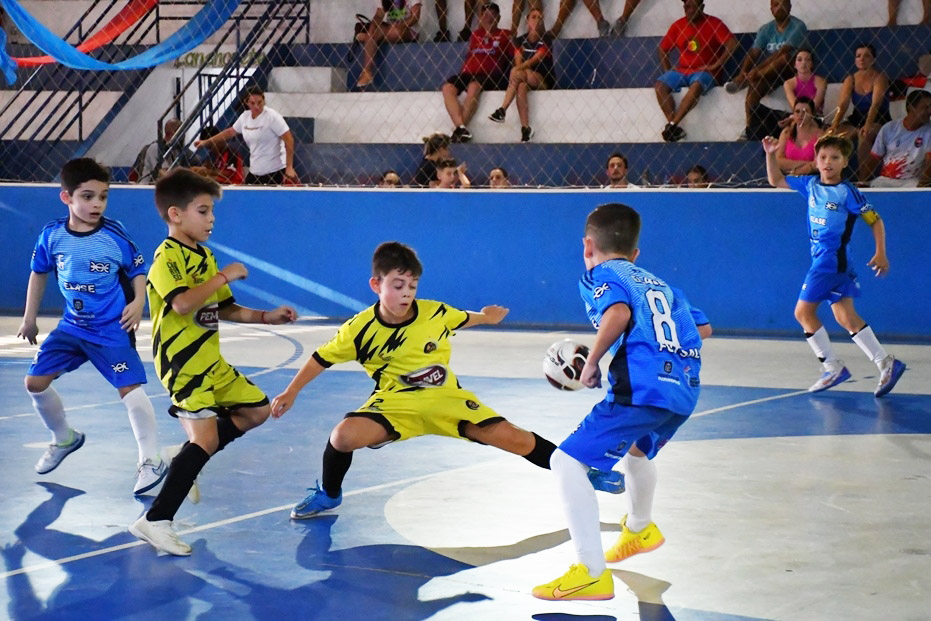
[481,2,501,16]
[422,132,451,157]
[606,152,628,168]
[906,89,931,111]
[794,47,816,67]
[687,164,708,180]
[585,203,641,255]
[242,85,265,100]
[855,43,876,57]
[490,166,509,178]
[790,96,817,140]
[199,124,220,140]
[815,133,853,158]
[154,168,222,222]
[380,169,400,181]
[61,158,110,194]
[372,241,423,279]
[436,158,458,170]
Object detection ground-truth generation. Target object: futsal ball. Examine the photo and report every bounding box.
[543,338,590,391]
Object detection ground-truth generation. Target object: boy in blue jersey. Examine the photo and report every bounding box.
[763,134,907,396]
[533,203,712,601]
[16,158,166,495]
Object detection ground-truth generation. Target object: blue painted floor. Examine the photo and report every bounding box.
[1,330,929,620]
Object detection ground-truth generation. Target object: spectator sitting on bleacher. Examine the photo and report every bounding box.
[888,0,930,26]
[442,2,513,143]
[132,118,192,184]
[725,0,807,141]
[378,170,403,187]
[775,96,823,176]
[547,0,640,38]
[412,132,452,187]
[488,166,511,187]
[487,7,554,143]
[603,152,639,188]
[436,158,472,188]
[189,125,244,185]
[356,1,422,89]
[434,0,479,42]
[684,164,710,187]
[829,44,891,181]
[194,86,297,185]
[782,48,826,121]
[862,90,931,187]
[654,0,737,143]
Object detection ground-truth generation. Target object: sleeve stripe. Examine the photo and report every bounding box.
[312,351,334,368]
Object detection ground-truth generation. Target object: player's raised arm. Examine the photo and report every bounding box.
[762,136,790,189]
[17,272,50,344]
[460,304,509,328]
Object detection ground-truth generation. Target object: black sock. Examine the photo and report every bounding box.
[523,432,556,469]
[215,416,245,453]
[147,442,210,522]
[321,440,352,498]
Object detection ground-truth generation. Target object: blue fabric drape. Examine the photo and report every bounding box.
[0,0,240,71]
[0,27,17,84]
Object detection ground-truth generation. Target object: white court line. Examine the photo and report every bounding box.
[690,389,810,418]
[0,464,486,580]
[0,395,171,422]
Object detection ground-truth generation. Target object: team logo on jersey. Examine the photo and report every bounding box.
[111,362,129,373]
[465,399,480,410]
[167,260,183,282]
[73,299,83,311]
[592,284,610,299]
[859,204,874,214]
[56,254,66,271]
[916,137,924,148]
[89,260,111,273]
[400,364,447,387]
[663,361,673,373]
[825,201,838,211]
[423,340,438,354]
[64,282,96,293]
[195,304,219,330]
[133,254,145,267]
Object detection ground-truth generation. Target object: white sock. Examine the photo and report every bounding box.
[805,326,841,369]
[30,386,71,444]
[622,452,657,533]
[851,325,887,366]
[551,449,606,575]
[122,387,159,463]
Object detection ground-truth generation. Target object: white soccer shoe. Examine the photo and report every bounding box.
[130,516,191,556]
[133,457,167,496]
[808,363,851,393]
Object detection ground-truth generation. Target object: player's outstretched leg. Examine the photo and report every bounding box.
[26,381,85,474]
[291,439,350,519]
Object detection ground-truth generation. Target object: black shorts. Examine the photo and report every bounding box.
[445,72,509,94]
[846,107,892,130]
[245,169,285,185]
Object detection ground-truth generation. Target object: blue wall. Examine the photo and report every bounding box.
[1,186,928,339]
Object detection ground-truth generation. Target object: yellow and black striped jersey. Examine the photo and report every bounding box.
[147,237,234,400]
[313,299,470,393]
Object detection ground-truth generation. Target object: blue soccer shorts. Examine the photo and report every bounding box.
[559,398,689,472]
[657,70,716,94]
[799,267,861,304]
[27,328,147,388]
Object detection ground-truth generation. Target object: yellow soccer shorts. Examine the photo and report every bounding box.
[348,388,505,444]
[167,358,268,419]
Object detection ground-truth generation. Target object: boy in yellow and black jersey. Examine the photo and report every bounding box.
[271,241,622,520]
[130,169,297,556]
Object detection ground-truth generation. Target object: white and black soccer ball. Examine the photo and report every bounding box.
[543,338,590,391]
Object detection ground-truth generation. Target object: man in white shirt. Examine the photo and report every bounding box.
[864,90,931,188]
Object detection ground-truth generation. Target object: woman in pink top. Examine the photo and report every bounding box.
[776,96,824,175]
[783,48,827,115]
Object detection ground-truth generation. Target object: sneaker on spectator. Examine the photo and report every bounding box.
[724,80,744,94]
[133,457,167,496]
[488,108,506,123]
[521,126,534,142]
[662,123,686,142]
[356,68,373,88]
[597,18,611,37]
[457,26,472,42]
[35,429,85,475]
[611,16,628,37]
[433,29,450,42]
[451,125,472,143]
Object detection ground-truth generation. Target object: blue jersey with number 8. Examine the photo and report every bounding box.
[579,258,707,415]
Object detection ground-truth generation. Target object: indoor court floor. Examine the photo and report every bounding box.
[1,316,928,621]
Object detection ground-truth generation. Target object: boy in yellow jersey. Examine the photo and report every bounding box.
[271,241,622,519]
[130,169,297,556]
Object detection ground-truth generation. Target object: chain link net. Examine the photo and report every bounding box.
[1,0,929,187]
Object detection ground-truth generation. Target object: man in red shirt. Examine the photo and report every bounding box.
[441,2,513,143]
[654,0,737,142]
